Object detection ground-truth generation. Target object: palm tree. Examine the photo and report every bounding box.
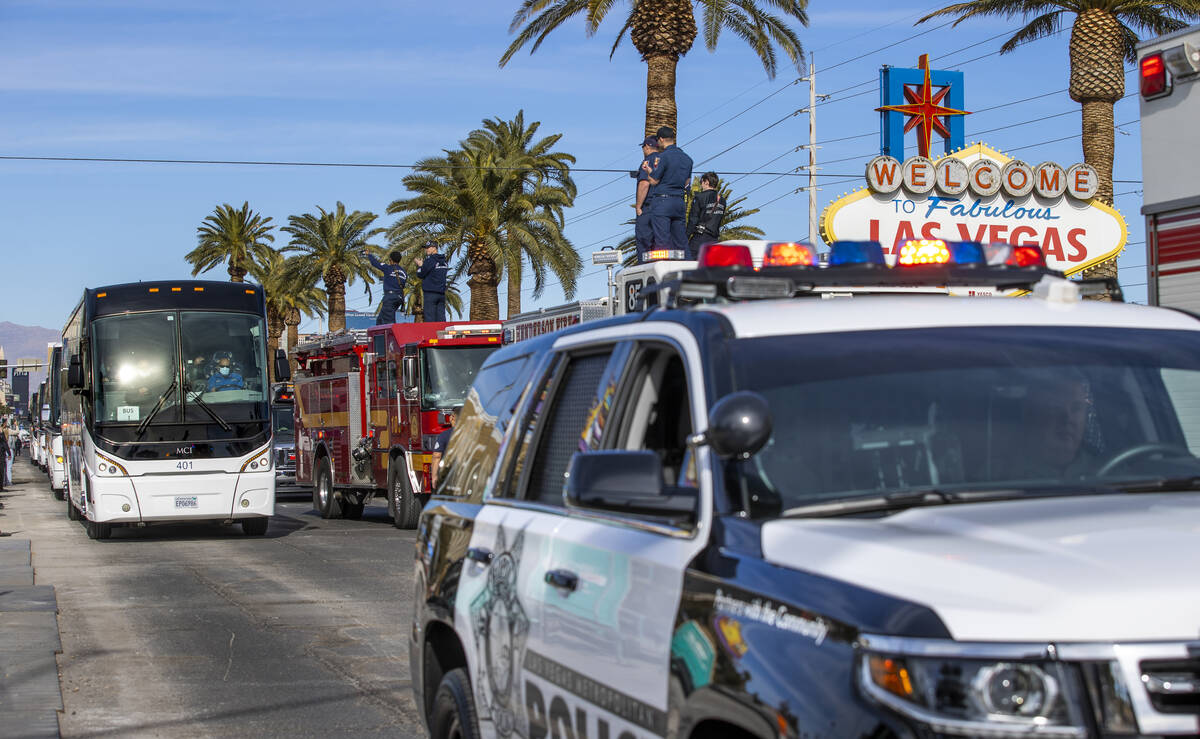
[250,250,326,382]
[500,1,808,135]
[617,182,765,265]
[917,0,1200,282]
[282,203,382,333]
[466,111,580,317]
[388,115,581,320]
[187,202,275,282]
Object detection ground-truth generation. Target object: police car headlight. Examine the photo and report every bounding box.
[858,651,1088,737]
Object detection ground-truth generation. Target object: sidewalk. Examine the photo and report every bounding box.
[1,455,64,738]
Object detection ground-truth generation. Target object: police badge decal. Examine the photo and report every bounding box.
[469,525,530,738]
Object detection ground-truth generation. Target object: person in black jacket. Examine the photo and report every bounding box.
[687,172,726,260]
[367,249,409,325]
[416,242,449,322]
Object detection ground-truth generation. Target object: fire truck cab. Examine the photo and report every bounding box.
[292,321,502,527]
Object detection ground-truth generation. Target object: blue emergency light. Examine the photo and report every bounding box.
[829,241,886,266]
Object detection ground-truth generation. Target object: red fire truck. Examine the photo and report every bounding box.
[291,321,502,527]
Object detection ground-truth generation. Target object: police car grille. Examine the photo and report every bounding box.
[1141,658,1200,714]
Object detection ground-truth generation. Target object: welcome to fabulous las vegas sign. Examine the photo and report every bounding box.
[820,55,1127,275]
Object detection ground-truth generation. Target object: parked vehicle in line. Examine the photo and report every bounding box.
[60,280,284,539]
[290,321,502,527]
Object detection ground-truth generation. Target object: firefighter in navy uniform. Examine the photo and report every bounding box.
[687,171,727,259]
[633,135,660,263]
[416,241,449,322]
[643,126,694,254]
[368,249,409,325]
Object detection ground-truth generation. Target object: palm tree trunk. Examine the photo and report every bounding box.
[286,309,301,376]
[645,54,679,136]
[507,256,522,319]
[467,240,500,321]
[327,283,347,333]
[228,262,246,283]
[1069,9,1123,290]
[267,326,284,384]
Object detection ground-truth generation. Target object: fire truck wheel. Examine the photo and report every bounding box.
[390,463,421,529]
[313,456,342,519]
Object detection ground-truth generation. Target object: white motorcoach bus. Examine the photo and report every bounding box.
[60,280,288,539]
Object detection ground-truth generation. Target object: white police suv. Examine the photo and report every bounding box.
[412,240,1200,739]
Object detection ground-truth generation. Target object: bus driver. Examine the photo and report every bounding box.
[206,351,245,392]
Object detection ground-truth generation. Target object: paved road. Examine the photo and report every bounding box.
[2,456,425,738]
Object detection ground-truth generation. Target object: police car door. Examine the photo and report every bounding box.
[457,340,633,739]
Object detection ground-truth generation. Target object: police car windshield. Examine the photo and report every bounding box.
[421,346,498,410]
[730,326,1200,515]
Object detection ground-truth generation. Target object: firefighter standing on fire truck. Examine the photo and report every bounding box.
[416,242,448,322]
[368,249,409,325]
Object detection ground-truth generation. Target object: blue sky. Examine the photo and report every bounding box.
[0,0,1147,332]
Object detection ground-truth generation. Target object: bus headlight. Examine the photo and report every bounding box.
[96,453,128,477]
[858,652,1088,736]
[241,452,271,472]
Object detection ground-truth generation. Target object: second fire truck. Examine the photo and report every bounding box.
[292,321,502,528]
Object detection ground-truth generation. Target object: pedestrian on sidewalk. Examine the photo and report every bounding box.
[0,423,10,491]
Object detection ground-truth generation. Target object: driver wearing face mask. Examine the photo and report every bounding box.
[205,351,245,392]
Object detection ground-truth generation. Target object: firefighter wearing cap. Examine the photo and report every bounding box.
[643,126,694,255]
[416,241,449,322]
[634,135,660,263]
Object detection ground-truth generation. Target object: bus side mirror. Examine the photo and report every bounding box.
[274,349,291,383]
[402,355,419,401]
[67,355,85,390]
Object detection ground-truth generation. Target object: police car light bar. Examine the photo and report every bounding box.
[983,243,1046,267]
[829,241,887,267]
[646,249,688,262]
[896,240,985,266]
[696,243,753,268]
[762,242,817,267]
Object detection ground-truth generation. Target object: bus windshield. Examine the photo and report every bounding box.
[422,346,498,410]
[93,310,268,427]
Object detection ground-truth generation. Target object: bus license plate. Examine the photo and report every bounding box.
[175,496,198,509]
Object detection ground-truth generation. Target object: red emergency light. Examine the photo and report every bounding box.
[1141,53,1170,99]
[697,243,753,269]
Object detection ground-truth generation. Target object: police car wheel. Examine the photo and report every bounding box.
[429,668,480,739]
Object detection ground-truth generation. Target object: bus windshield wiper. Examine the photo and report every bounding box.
[184,384,232,432]
[136,378,178,438]
[780,485,1123,518]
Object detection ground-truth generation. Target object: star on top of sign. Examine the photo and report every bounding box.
[876,54,971,159]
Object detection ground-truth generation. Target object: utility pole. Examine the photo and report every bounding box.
[807,57,818,245]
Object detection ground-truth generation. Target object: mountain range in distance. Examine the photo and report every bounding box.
[0,321,60,388]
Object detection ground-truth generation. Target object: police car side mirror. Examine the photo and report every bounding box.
[563,451,697,520]
[274,349,291,383]
[67,355,85,390]
[693,391,773,459]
